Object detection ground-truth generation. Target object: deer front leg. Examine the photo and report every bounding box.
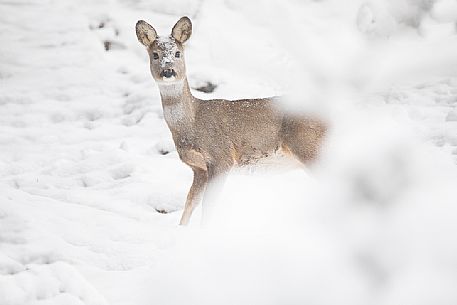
[179,168,207,226]
[200,163,231,226]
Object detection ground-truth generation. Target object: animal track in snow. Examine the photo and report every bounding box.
[89,16,125,51]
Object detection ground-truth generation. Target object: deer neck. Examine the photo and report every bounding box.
[158,78,195,129]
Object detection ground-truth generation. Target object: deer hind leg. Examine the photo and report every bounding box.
[179,168,207,226]
[281,117,327,165]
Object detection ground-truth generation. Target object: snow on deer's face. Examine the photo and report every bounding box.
[136,17,192,84]
[149,36,185,82]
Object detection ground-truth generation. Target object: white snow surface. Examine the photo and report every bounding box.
[1,0,457,304]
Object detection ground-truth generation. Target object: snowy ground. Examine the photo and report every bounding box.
[1,0,457,304]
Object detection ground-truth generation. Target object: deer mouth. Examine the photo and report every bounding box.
[160,69,177,80]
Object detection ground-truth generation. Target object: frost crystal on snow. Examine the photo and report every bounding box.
[157,36,178,68]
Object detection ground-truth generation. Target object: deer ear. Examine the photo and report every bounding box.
[136,20,157,47]
[171,17,192,43]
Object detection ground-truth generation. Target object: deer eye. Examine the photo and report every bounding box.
[175,51,181,58]
[152,52,159,60]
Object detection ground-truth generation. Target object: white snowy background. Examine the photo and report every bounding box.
[1,0,457,304]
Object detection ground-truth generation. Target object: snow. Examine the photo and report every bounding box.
[1,0,457,304]
[156,36,178,68]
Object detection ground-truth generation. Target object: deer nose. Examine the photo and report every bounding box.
[161,69,175,78]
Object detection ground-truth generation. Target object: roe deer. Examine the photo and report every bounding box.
[135,17,327,225]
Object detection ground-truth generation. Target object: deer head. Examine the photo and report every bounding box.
[136,17,192,84]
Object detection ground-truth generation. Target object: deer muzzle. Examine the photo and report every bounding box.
[161,69,176,78]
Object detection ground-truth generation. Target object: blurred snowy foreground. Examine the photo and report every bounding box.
[1,0,457,304]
